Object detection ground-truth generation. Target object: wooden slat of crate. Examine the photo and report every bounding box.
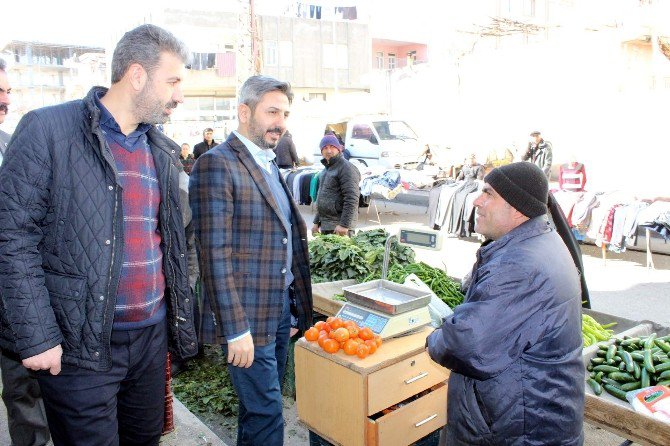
[311,279,356,316]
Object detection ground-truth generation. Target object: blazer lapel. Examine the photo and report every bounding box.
[228,134,286,225]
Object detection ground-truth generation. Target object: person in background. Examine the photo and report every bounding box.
[0,57,12,164]
[0,25,197,445]
[190,75,313,446]
[273,129,299,169]
[193,127,217,159]
[180,142,195,175]
[522,130,553,178]
[311,134,360,237]
[427,162,584,445]
[0,56,52,446]
[455,153,485,181]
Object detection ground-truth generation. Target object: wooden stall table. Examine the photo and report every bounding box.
[296,326,449,446]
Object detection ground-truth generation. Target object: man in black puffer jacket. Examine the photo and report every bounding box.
[0,25,197,446]
[311,134,361,237]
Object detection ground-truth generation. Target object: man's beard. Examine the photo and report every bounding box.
[248,115,283,150]
[135,81,177,125]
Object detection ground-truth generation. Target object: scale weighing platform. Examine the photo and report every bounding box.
[335,227,442,339]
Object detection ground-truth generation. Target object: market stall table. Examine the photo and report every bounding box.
[295,326,449,446]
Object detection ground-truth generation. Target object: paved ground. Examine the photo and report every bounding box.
[1,197,667,445]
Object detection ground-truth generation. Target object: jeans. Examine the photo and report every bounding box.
[36,321,168,446]
[224,293,291,446]
[0,349,50,446]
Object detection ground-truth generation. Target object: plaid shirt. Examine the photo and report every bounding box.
[189,134,313,346]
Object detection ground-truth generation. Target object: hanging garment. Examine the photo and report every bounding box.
[559,163,587,192]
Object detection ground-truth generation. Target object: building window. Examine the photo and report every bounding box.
[265,41,278,67]
[376,52,384,69]
[388,53,396,70]
[309,93,326,101]
[279,41,293,67]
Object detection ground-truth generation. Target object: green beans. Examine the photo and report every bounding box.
[582,315,616,347]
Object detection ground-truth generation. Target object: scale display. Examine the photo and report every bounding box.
[338,303,389,334]
[399,228,441,251]
[335,302,431,339]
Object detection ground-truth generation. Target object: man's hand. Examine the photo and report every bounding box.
[311,224,321,235]
[22,345,63,375]
[227,333,254,368]
[334,225,349,236]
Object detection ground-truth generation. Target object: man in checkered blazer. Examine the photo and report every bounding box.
[189,75,313,445]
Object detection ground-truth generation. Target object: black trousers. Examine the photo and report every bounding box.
[36,321,167,446]
[0,349,50,446]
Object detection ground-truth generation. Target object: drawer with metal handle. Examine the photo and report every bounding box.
[367,351,449,416]
[366,382,447,446]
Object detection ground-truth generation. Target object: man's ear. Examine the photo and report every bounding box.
[238,103,250,124]
[127,63,148,92]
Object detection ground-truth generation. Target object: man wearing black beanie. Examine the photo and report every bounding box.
[427,162,584,445]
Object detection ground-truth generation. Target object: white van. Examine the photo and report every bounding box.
[319,116,426,169]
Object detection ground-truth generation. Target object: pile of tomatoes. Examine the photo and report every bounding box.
[303,317,382,359]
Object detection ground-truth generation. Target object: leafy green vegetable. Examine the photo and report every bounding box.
[172,347,238,416]
[309,229,416,284]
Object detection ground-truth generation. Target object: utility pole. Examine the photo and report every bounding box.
[236,0,260,93]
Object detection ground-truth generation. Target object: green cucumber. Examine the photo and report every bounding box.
[593,365,621,373]
[619,381,642,391]
[655,340,670,354]
[644,350,656,374]
[644,333,657,350]
[641,367,650,388]
[587,378,603,395]
[606,344,617,363]
[608,372,637,383]
[619,350,635,373]
[604,384,628,401]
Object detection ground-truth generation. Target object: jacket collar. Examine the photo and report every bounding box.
[321,153,343,168]
[83,86,177,159]
[226,133,287,225]
[479,215,551,261]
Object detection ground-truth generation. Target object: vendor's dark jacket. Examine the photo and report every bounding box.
[427,216,584,445]
[522,139,553,178]
[0,86,198,370]
[314,154,361,231]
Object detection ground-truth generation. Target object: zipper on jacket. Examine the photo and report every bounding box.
[166,162,179,330]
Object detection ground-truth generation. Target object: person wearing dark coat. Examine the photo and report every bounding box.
[0,55,52,446]
[311,134,361,237]
[522,130,553,178]
[427,162,584,445]
[0,25,197,445]
[193,127,217,159]
[273,130,299,168]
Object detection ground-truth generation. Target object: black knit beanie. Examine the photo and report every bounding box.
[483,162,548,218]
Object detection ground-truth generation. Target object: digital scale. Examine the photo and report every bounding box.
[335,227,442,339]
